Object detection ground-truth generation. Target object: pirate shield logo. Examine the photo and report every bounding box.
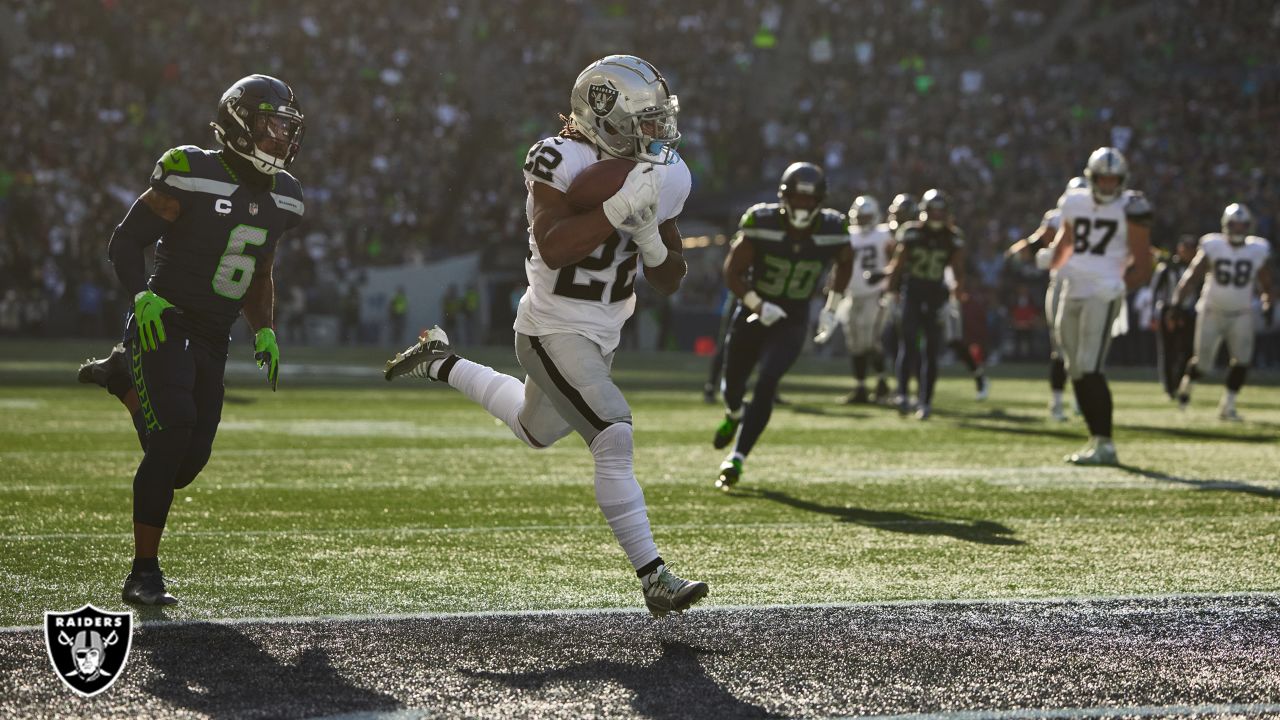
[588,82,619,117]
[44,605,133,697]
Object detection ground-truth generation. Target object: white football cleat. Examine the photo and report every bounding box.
[384,326,452,381]
[1066,437,1118,466]
[641,565,709,617]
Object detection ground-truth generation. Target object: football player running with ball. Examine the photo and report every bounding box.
[713,162,853,488]
[383,55,708,617]
[76,75,305,604]
[1050,147,1153,465]
[1172,203,1273,420]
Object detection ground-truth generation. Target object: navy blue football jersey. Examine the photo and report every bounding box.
[895,221,963,303]
[147,146,304,345]
[736,203,849,318]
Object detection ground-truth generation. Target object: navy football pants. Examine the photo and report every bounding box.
[128,315,226,527]
[721,307,806,459]
[897,294,945,406]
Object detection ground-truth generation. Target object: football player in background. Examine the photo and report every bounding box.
[825,195,893,404]
[383,55,708,617]
[1007,175,1088,420]
[713,162,852,488]
[942,263,990,401]
[1151,235,1199,399]
[77,75,304,604]
[875,193,918,402]
[1172,204,1273,420]
[886,189,966,420]
[1050,147,1153,464]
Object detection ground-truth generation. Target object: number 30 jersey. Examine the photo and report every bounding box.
[515,136,691,353]
[148,146,304,347]
[1059,187,1151,299]
[1196,233,1271,313]
[737,204,849,320]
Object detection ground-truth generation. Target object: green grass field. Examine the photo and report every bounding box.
[2,341,1278,628]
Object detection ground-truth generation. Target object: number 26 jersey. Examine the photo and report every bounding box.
[515,136,691,354]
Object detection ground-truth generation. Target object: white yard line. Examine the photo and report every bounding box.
[1,590,1276,634]
[846,703,1280,719]
[4,514,1277,543]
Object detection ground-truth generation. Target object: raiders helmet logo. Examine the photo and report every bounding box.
[249,202,259,216]
[588,83,619,117]
[44,605,133,697]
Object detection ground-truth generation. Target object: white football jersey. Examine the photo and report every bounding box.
[1059,188,1151,299]
[514,136,691,353]
[846,223,892,296]
[1196,233,1271,313]
[1042,208,1066,282]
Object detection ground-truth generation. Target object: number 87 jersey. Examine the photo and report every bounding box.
[1059,187,1152,299]
[516,135,691,354]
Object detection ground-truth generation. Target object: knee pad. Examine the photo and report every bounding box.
[589,423,642,508]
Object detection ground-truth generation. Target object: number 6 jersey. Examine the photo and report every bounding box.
[148,146,304,347]
[1196,233,1271,313]
[515,136,691,353]
[1059,187,1151,299]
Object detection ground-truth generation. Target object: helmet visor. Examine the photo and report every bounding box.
[632,95,681,163]
[250,111,305,167]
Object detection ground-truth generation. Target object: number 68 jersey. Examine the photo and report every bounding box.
[515,136,691,354]
[1059,187,1152,299]
[1196,233,1271,313]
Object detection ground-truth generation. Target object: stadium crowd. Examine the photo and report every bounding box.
[2,0,1278,364]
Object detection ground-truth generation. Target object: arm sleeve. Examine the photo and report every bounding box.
[107,197,171,298]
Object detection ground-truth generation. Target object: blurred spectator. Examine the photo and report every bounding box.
[388,286,408,343]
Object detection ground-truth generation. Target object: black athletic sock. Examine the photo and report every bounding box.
[852,354,867,383]
[1226,365,1247,392]
[870,352,885,376]
[1050,357,1067,392]
[107,374,132,401]
[131,556,160,574]
[636,557,664,578]
[436,354,461,383]
[1075,373,1113,438]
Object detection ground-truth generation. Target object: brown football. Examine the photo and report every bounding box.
[565,158,634,211]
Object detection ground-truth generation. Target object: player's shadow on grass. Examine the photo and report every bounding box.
[1118,424,1276,444]
[463,639,781,719]
[1117,464,1280,500]
[733,488,1025,546]
[139,622,401,718]
[954,421,1081,440]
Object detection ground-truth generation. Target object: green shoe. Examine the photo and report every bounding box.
[715,457,743,490]
[712,414,740,449]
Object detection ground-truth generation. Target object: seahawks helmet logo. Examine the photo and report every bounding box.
[588,83,619,117]
[44,605,133,697]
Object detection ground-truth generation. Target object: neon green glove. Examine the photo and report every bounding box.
[254,328,280,391]
[134,290,174,352]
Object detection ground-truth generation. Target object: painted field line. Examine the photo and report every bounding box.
[0,590,1276,635]
[848,702,1280,719]
[5,513,1278,542]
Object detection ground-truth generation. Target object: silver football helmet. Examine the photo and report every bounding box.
[570,55,681,165]
[850,195,881,227]
[1084,147,1127,203]
[1221,202,1253,242]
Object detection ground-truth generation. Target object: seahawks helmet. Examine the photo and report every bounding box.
[850,195,882,227]
[570,55,680,165]
[210,75,304,175]
[1221,203,1253,242]
[887,193,918,229]
[920,188,950,229]
[777,162,826,229]
[1084,147,1127,203]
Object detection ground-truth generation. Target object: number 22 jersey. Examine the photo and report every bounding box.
[515,136,691,354]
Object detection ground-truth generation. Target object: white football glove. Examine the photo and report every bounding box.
[1034,246,1054,270]
[813,308,838,344]
[602,164,661,230]
[756,301,788,327]
[627,210,668,267]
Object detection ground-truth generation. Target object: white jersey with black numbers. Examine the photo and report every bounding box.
[514,136,691,353]
[1196,233,1271,313]
[1059,188,1150,299]
[847,223,892,297]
